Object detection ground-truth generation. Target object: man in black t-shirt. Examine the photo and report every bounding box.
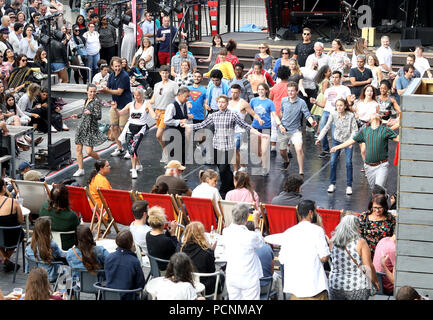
[293,28,315,67]
[349,55,373,98]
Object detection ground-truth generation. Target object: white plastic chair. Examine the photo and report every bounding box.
[51,230,76,252]
[193,271,221,300]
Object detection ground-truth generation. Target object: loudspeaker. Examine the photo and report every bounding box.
[397,39,422,52]
[276,27,296,40]
[48,138,71,169]
[417,27,433,46]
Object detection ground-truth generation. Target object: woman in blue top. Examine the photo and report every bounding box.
[249,83,278,176]
[66,225,109,278]
[25,217,65,283]
[272,48,291,80]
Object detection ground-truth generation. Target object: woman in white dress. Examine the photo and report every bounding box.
[121,13,136,66]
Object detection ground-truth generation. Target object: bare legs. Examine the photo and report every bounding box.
[76,144,101,169]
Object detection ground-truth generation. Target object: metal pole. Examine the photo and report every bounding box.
[169,0,173,67]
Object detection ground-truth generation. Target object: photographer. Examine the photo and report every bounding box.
[48,30,69,83]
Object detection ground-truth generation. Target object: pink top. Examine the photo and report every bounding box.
[225,188,260,210]
[372,236,396,294]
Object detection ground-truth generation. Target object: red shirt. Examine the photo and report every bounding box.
[270,82,289,115]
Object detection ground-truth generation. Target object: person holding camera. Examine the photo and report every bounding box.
[70,24,88,84]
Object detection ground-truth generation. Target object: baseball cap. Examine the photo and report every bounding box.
[18,161,33,171]
[164,160,186,171]
[0,27,10,34]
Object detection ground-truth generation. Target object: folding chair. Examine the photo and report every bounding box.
[316,208,344,238]
[97,188,134,238]
[145,253,170,283]
[218,200,255,228]
[51,230,76,252]
[85,187,110,239]
[0,226,25,283]
[260,203,298,235]
[12,180,51,215]
[66,185,99,232]
[71,268,106,300]
[93,282,143,300]
[176,195,222,233]
[135,192,184,239]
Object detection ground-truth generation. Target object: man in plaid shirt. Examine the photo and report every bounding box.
[182,95,268,197]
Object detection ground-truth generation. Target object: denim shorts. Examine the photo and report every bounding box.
[234,132,244,150]
[51,62,66,72]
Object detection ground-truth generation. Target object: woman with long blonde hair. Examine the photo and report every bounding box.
[24,267,65,300]
[179,221,221,295]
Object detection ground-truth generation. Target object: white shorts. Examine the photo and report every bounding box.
[277,130,303,150]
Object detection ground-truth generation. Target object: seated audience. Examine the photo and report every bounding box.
[372,233,396,295]
[88,160,112,214]
[65,225,109,276]
[104,229,145,300]
[25,267,66,300]
[129,200,152,253]
[328,215,379,300]
[192,169,222,205]
[25,217,65,283]
[155,160,192,196]
[178,221,222,296]
[92,62,109,86]
[359,194,396,257]
[150,182,169,194]
[130,58,151,90]
[225,171,260,210]
[146,206,178,271]
[0,177,24,272]
[153,252,205,300]
[39,184,80,250]
[271,174,304,206]
[174,59,194,87]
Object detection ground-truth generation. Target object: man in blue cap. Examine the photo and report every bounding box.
[18,161,32,180]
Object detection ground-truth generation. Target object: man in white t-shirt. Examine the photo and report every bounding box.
[376,35,396,80]
[310,70,351,157]
[305,42,330,71]
[279,200,330,300]
[129,200,152,254]
[414,46,432,78]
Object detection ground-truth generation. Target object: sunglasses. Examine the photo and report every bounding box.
[303,33,311,35]
[282,52,289,55]
[22,59,27,62]
[259,46,265,49]
[74,29,79,32]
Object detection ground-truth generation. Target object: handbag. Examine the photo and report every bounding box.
[344,246,377,296]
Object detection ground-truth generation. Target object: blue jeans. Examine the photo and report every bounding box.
[86,53,100,80]
[320,111,332,152]
[330,139,353,187]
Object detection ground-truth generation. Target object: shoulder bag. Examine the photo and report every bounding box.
[344,246,377,295]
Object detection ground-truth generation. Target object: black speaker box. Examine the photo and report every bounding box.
[416,27,433,46]
[48,138,71,169]
[276,27,296,40]
[397,39,422,52]
[146,0,160,14]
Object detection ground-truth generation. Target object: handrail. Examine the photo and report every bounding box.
[68,65,92,83]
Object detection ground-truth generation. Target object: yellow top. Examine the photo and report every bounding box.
[88,173,112,210]
[205,61,235,80]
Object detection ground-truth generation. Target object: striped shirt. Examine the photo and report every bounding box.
[191,109,252,151]
[353,125,397,164]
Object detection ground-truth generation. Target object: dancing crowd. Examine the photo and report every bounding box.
[0,1,432,301]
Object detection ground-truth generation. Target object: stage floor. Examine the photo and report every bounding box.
[48,124,398,214]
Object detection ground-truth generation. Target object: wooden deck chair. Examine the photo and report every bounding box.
[176,195,222,234]
[85,187,110,239]
[316,208,344,239]
[134,192,184,240]
[260,203,298,235]
[218,200,255,228]
[97,188,134,238]
[12,180,51,215]
[66,186,99,232]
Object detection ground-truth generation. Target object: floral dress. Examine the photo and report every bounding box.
[359,212,396,257]
[75,98,107,147]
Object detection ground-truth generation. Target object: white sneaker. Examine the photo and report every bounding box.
[73,169,85,177]
[124,152,131,159]
[131,169,138,179]
[346,186,353,195]
[327,184,336,193]
[160,153,168,163]
[51,125,58,133]
[111,148,123,157]
[130,165,143,172]
[62,123,69,131]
